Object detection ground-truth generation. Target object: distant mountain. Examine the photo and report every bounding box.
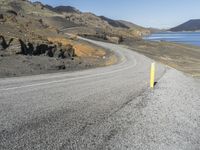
[170,19,200,31]
[99,16,149,31]
[43,4,147,30]
[6,0,150,42]
[42,4,150,38]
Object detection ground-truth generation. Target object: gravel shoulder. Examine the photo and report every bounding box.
[83,68,200,150]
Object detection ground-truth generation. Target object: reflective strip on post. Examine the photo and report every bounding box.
[150,62,155,89]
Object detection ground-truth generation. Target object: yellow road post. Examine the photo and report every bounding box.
[150,62,155,89]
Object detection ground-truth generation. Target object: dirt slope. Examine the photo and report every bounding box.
[0,0,118,77]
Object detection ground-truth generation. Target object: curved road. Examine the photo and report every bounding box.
[0,39,165,149]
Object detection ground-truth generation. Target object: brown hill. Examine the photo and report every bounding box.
[0,0,118,77]
[40,2,150,42]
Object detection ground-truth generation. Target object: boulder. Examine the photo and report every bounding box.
[0,45,3,51]
[58,48,66,59]
[15,40,57,57]
[54,44,75,59]
[0,38,3,50]
[0,14,4,20]
[33,44,49,55]
[18,39,28,55]
[18,40,35,55]
[27,42,34,55]
[53,47,61,58]
[57,65,66,70]
[0,36,75,59]
[0,36,14,50]
[46,45,56,57]
[66,44,75,57]
[58,44,75,59]
[6,10,18,16]
[106,36,120,44]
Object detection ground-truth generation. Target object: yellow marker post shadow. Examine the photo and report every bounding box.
[150,62,155,89]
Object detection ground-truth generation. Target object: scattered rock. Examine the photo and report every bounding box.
[54,47,61,58]
[0,14,4,20]
[0,14,6,23]
[58,44,75,59]
[6,10,18,16]
[66,44,76,57]
[18,39,30,55]
[0,36,14,50]
[58,65,66,70]
[58,48,66,59]
[27,42,34,55]
[38,19,49,28]
[106,36,120,44]
[0,43,3,51]
[0,35,76,59]
[46,45,56,57]
[34,44,49,55]
[57,44,71,58]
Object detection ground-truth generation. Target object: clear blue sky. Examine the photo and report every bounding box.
[31,0,200,29]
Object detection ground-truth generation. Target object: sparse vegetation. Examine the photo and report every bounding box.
[0,0,118,77]
[124,40,200,77]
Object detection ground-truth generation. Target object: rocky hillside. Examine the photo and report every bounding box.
[0,0,151,77]
[0,0,116,57]
[0,0,75,57]
[0,0,117,77]
[170,19,200,31]
[40,2,150,42]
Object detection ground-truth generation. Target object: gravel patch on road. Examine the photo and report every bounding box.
[72,69,200,150]
[105,69,200,150]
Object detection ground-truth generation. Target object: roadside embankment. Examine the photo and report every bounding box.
[123,39,200,78]
[0,36,118,78]
[92,68,200,149]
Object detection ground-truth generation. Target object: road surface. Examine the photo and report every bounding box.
[0,39,199,150]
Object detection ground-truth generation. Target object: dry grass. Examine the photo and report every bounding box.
[105,55,118,66]
[48,37,106,58]
[74,43,106,57]
[125,40,200,78]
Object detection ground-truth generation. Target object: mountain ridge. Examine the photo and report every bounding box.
[170,19,200,31]
[1,0,151,43]
[0,0,119,77]
[33,1,148,33]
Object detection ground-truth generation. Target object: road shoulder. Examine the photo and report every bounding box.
[73,69,200,150]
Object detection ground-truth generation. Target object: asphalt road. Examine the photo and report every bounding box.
[0,39,189,150]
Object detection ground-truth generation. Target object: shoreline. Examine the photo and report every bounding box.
[122,38,200,78]
[144,31,200,47]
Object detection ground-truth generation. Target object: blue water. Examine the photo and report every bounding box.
[144,32,200,47]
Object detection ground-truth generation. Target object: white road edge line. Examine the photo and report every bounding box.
[0,58,137,91]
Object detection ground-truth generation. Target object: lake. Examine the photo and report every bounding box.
[144,32,200,47]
